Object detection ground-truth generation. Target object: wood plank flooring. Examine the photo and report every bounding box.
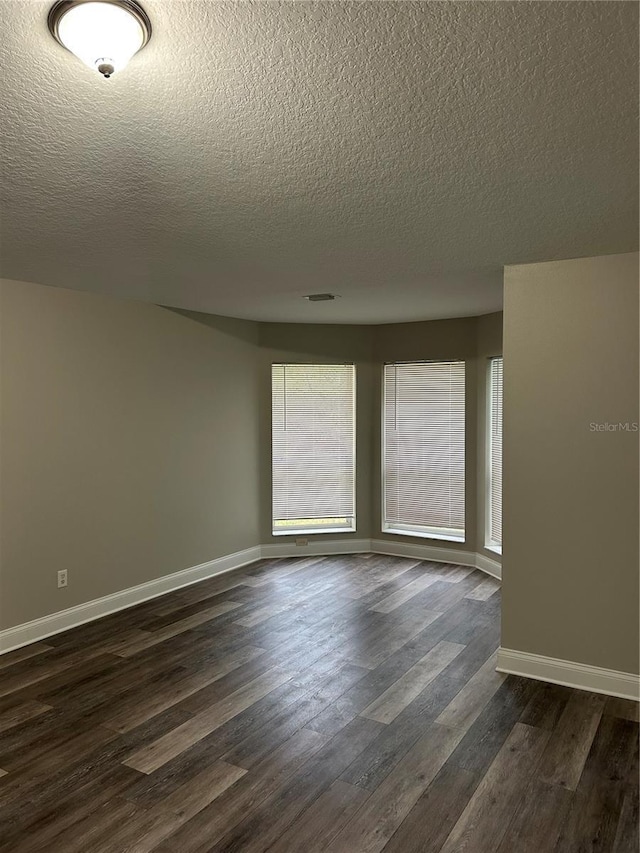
[0,554,637,852]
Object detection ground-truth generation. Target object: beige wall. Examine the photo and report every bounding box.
[0,276,503,633]
[5,257,636,677]
[259,315,503,555]
[502,253,639,674]
[0,280,261,630]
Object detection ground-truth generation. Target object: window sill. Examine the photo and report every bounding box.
[484,544,502,556]
[272,527,356,537]
[382,526,465,544]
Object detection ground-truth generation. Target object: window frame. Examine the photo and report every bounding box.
[381,359,466,543]
[271,362,357,537]
[485,356,503,555]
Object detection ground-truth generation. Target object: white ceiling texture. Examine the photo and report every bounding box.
[0,1,637,323]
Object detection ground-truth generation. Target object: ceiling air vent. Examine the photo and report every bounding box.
[304,293,338,302]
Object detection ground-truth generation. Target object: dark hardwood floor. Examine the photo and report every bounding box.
[0,554,637,852]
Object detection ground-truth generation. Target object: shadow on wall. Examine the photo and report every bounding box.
[162,306,260,346]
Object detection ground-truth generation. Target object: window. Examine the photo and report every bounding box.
[486,357,503,553]
[272,363,356,535]
[383,361,465,541]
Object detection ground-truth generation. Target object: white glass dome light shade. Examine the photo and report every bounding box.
[48,0,152,78]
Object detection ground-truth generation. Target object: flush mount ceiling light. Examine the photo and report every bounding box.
[48,0,152,78]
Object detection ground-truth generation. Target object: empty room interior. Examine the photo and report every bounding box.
[0,2,638,851]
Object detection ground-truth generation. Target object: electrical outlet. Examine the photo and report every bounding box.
[295,537,309,547]
[57,569,68,589]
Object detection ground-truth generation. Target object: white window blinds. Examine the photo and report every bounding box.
[272,364,356,535]
[487,357,503,550]
[383,361,466,541]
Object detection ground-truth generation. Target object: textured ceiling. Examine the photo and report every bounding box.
[0,1,637,324]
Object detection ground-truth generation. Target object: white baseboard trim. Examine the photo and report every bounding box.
[370,538,475,568]
[475,553,502,580]
[260,539,371,559]
[497,647,640,702]
[262,538,501,580]
[0,539,501,656]
[370,539,502,580]
[0,546,262,655]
